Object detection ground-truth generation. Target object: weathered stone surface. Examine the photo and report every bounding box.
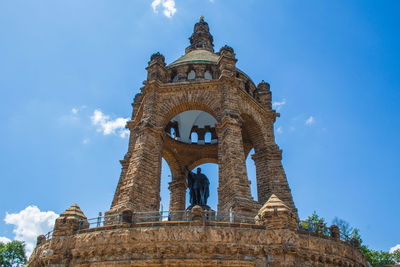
[29,18,367,267]
[30,222,366,266]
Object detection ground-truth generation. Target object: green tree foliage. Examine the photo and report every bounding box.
[332,217,361,242]
[0,240,27,267]
[392,249,400,264]
[360,245,396,265]
[302,212,399,266]
[300,211,329,235]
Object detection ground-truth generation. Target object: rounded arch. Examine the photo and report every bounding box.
[188,157,218,170]
[240,113,267,154]
[162,149,184,178]
[158,89,222,128]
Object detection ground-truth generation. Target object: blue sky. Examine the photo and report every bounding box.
[0,0,399,256]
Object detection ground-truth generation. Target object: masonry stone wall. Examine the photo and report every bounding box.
[29,18,364,266]
[29,223,367,267]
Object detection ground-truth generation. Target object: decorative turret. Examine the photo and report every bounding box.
[255,194,297,230]
[254,80,272,109]
[185,16,214,53]
[218,45,237,78]
[53,204,89,237]
[146,52,167,82]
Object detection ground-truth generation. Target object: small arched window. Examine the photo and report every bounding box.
[204,70,212,80]
[204,132,211,143]
[187,70,196,80]
[170,128,176,138]
[190,132,198,143]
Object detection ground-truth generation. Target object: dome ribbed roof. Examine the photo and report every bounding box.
[168,49,219,67]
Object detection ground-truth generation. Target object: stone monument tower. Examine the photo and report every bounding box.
[107,16,295,219]
[29,18,367,266]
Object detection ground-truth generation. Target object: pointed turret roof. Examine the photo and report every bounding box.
[60,204,87,220]
[259,194,290,214]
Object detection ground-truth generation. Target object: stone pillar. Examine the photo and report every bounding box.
[330,225,340,240]
[168,178,186,211]
[251,145,297,217]
[216,116,259,217]
[176,65,189,82]
[193,65,206,80]
[108,126,164,214]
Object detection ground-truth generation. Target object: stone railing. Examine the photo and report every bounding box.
[297,221,360,247]
[81,209,255,230]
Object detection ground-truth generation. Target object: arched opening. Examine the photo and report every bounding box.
[160,158,172,211]
[204,132,211,143]
[185,163,218,211]
[190,132,198,143]
[164,110,218,145]
[204,70,212,80]
[240,113,267,204]
[245,148,257,201]
[187,70,196,80]
[170,128,176,139]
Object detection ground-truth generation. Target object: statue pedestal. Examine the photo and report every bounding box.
[186,205,217,223]
[186,205,212,211]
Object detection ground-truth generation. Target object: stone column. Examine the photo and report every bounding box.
[251,145,297,217]
[193,65,206,80]
[176,65,189,82]
[216,116,259,218]
[168,177,187,221]
[108,125,164,214]
[168,178,187,211]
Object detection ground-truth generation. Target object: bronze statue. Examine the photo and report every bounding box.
[185,166,210,206]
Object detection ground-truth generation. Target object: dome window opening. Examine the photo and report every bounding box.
[170,128,176,139]
[204,70,212,80]
[187,70,196,80]
[190,132,198,143]
[204,132,212,143]
[172,74,179,83]
[166,110,218,145]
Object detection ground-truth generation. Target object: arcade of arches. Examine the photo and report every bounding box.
[108,72,296,217]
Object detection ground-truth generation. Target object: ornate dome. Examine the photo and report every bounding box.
[168,49,219,67]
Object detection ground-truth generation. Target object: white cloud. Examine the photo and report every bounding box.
[82,138,89,144]
[272,99,286,111]
[152,0,177,18]
[305,116,315,125]
[276,126,283,134]
[91,109,129,138]
[0,236,11,244]
[4,206,58,257]
[390,244,400,253]
[71,106,86,115]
